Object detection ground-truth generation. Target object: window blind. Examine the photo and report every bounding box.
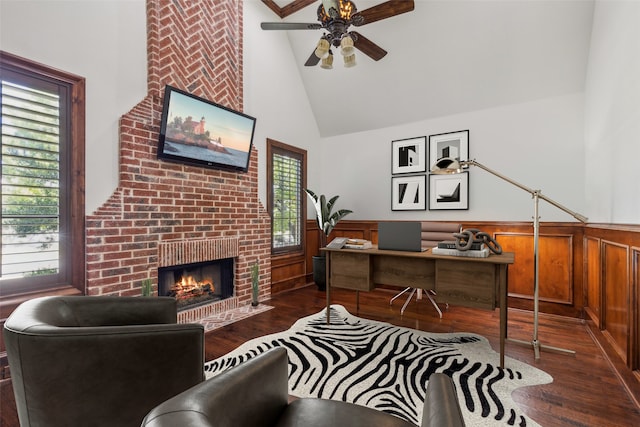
[1,80,61,279]
[272,150,302,250]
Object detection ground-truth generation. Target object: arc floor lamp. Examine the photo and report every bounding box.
[431,158,588,360]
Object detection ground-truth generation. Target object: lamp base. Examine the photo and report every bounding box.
[507,337,575,360]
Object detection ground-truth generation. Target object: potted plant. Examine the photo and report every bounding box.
[251,261,260,307]
[141,278,153,297]
[305,189,352,290]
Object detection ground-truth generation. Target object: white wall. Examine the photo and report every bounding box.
[0,0,148,214]
[243,1,323,207]
[584,0,640,224]
[320,93,586,222]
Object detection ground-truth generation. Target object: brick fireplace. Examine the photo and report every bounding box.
[158,248,234,311]
[85,0,271,320]
[157,238,244,323]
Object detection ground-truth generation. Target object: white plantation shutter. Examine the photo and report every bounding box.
[269,140,306,254]
[1,52,84,296]
[1,80,62,280]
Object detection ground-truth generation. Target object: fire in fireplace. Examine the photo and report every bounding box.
[158,258,234,310]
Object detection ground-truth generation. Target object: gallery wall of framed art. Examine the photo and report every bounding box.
[390,130,470,212]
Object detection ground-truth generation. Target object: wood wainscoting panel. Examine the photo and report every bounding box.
[271,252,308,294]
[584,236,602,327]
[496,232,573,304]
[633,247,640,373]
[332,229,365,239]
[602,240,630,364]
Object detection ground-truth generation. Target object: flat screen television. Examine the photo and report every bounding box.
[158,85,256,172]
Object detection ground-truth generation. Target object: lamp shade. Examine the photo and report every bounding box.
[321,0,340,17]
[343,53,356,68]
[340,35,355,56]
[431,158,464,174]
[320,52,334,69]
[314,38,330,59]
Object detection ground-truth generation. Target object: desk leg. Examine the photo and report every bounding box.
[326,252,331,324]
[499,265,507,368]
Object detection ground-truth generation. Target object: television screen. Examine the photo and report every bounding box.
[158,85,256,172]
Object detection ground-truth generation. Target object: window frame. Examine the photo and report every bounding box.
[267,138,307,256]
[1,51,85,297]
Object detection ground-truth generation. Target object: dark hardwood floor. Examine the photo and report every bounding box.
[2,285,639,426]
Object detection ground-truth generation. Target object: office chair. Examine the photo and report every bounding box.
[390,222,462,316]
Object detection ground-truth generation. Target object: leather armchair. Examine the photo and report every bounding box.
[141,347,465,427]
[3,296,205,427]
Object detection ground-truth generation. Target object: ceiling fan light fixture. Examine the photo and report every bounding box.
[320,51,334,69]
[339,0,356,20]
[320,0,355,22]
[343,53,356,68]
[314,38,330,59]
[261,0,416,69]
[320,0,339,19]
[340,35,355,56]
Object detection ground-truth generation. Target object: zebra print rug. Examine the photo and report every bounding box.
[204,305,552,426]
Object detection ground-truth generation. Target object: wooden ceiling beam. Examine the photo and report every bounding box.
[261,0,317,19]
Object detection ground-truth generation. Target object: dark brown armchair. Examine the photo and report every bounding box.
[141,347,465,427]
[3,296,205,427]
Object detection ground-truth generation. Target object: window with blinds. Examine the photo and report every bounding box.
[1,80,62,280]
[268,139,306,254]
[1,51,84,297]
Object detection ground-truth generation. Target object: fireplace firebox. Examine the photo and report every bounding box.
[158,258,234,310]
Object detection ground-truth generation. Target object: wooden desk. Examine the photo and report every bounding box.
[322,246,515,367]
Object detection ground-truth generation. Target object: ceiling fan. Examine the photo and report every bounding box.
[260,0,415,68]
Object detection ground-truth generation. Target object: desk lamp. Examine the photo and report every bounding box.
[431,158,587,360]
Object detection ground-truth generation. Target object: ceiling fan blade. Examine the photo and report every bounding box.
[351,32,387,61]
[304,50,322,66]
[352,0,415,26]
[261,22,323,30]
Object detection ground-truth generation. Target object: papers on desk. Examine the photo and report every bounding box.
[431,247,490,258]
[344,239,372,250]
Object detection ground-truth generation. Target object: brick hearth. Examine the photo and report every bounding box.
[85,0,271,318]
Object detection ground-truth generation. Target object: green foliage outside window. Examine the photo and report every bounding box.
[272,152,302,249]
[2,80,61,279]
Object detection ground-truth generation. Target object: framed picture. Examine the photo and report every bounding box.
[429,172,469,210]
[392,175,426,211]
[428,130,469,170]
[392,136,426,174]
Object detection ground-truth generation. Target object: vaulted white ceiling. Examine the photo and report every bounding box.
[261,0,594,137]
